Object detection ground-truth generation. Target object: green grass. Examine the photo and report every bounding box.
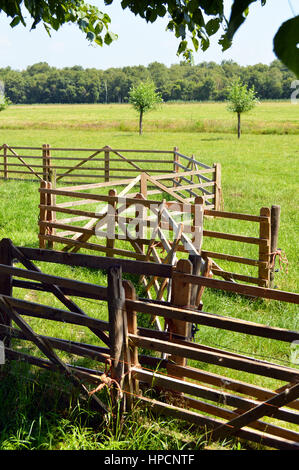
[0,101,298,451]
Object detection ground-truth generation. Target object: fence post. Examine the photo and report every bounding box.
[3,144,8,180]
[107,266,125,407]
[46,181,54,249]
[167,258,192,379]
[0,238,13,347]
[173,146,179,185]
[42,144,51,182]
[123,280,139,409]
[39,180,47,249]
[259,207,271,288]
[213,162,222,211]
[270,205,281,288]
[106,189,117,257]
[104,146,110,182]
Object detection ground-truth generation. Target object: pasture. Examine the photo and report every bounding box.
[0,101,298,450]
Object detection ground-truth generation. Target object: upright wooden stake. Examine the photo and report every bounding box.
[0,238,13,346]
[270,205,281,288]
[106,189,117,257]
[3,144,7,180]
[46,182,54,249]
[123,280,139,408]
[107,266,125,405]
[258,207,271,288]
[104,146,110,182]
[173,146,179,185]
[214,162,222,211]
[42,144,51,182]
[168,258,192,370]
[39,181,47,249]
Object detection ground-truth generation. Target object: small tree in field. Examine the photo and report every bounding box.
[227,79,259,138]
[128,81,163,135]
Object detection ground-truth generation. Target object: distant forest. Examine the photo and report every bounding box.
[0,60,295,104]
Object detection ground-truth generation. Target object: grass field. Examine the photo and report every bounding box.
[0,101,298,450]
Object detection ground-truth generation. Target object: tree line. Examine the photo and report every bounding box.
[0,59,295,105]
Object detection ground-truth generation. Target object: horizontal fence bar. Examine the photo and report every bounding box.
[16,246,173,278]
[0,264,107,298]
[129,334,299,382]
[2,295,109,331]
[173,272,299,303]
[127,299,299,343]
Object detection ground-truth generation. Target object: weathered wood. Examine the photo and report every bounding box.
[258,207,271,287]
[3,144,7,179]
[172,271,299,304]
[130,334,299,382]
[165,363,299,411]
[132,367,299,426]
[126,298,299,343]
[56,149,102,182]
[104,146,110,182]
[16,245,173,278]
[168,259,193,372]
[203,229,266,245]
[106,189,117,258]
[211,381,299,441]
[107,266,125,385]
[0,239,13,345]
[213,162,222,211]
[270,205,281,288]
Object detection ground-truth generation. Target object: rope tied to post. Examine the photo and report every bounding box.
[269,248,289,275]
[88,358,122,397]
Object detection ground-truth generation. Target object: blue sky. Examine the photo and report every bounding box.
[0,1,297,70]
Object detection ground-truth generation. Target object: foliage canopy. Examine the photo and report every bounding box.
[0,1,298,76]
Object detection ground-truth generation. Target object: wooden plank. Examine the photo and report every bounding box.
[258,207,271,287]
[201,250,264,267]
[133,368,299,425]
[133,395,299,450]
[129,334,299,382]
[270,205,281,288]
[3,295,109,333]
[0,264,107,298]
[165,363,299,411]
[0,239,13,345]
[56,149,102,182]
[204,209,268,223]
[108,266,125,384]
[16,246,173,278]
[211,269,265,286]
[203,229,266,245]
[172,271,299,303]
[6,145,43,181]
[211,381,299,441]
[169,259,193,370]
[126,299,299,343]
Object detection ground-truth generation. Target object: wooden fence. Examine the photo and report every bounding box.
[38,179,279,288]
[0,144,220,208]
[0,239,298,450]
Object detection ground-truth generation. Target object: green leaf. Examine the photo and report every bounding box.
[10,16,21,28]
[274,16,299,78]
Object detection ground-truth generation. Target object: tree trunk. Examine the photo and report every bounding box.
[237,112,241,139]
[139,110,143,135]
